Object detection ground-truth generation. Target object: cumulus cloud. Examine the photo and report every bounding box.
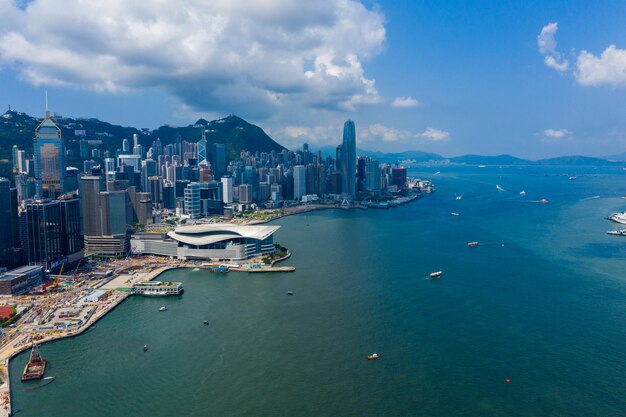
[417,127,449,141]
[391,96,419,108]
[576,45,626,87]
[537,22,569,73]
[537,22,626,88]
[544,128,572,139]
[360,124,413,142]
[0,0,386,116]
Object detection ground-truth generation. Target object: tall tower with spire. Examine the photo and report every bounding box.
[33,95,64,199]
[341,120,356,201]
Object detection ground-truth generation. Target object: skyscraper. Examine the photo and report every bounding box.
[0,178,15,268]
[341,120,356,200]
[293,165,306,201]
[33,108,64,199]
[197,136,208,167]
[211,143,226,180]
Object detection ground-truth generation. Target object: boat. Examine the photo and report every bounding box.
[478,165,486,168]
[496,184,506,192]
[203,320,209,325]
[608,212,626,225]
[519,190,526,196]
[287,291,294,296]
[21,345,47,381]
[538,199,549,204]
[429,271,443,279]
[607,229,626,236]
[467,241,479,247]
[569,176,577,180]
[450,212,460,216]
[159,306,167,311]
[367,353,379,361]
[143,345,148,352]
[455,195,463,200]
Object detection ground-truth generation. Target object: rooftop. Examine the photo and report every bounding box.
[167,223,279,246]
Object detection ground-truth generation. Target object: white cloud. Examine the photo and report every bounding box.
[537,22,569,73]
[576,45,626,87]
[417,127,449,141]
[543,128,572,140]
[360,124,413,142]
[0,0,386,117]
[391,96,419,108]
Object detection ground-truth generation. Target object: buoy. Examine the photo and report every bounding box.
[505,379,511,383]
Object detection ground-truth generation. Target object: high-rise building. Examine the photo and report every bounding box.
[221,176,233,204]
[122,138,130,153]
[341,120,356,200]
[239,184,253,204]
[212,143,227,180]
[0,178,16,268]
[365,159,381,193]
[293,165,306,201]
[33,108,65,199]
[79,176,105,236]
[197,137,208,167]
[24,197,82,271]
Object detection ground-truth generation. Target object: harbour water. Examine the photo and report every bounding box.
[10,165,626,416]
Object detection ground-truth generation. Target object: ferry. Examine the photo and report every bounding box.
[467,241,479,247]
[429,271,443,279]
[367,353,379,361]
[450,212,460,217]
[21,345,47,381]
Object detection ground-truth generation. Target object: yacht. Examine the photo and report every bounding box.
[467,242,479,247]
[607,229,626,236]
[159,306,167,311]
[455,195,463,200]
[367,353,379,361]
[450,212,460,217]
[429,271,443,279]
[519,190,526,196]
[608,212,626,225]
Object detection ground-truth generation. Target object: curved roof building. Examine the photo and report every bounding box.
[131,223,280,261]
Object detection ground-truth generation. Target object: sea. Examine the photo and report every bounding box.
[10,165,626,417]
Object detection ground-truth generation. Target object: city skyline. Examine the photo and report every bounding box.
[1,1,625,158]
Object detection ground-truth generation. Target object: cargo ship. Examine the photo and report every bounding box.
[21,344,47,381]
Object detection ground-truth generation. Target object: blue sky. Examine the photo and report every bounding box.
[0,0,625,158]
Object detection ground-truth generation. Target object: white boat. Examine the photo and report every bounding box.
[608,212,626,225]
[159,306,167,311]
[478,165,486,168]
[519,190,526,196]
[450,212,460,217]
[429,271,443,279]
[455,195,463,200]
[367,353,379,361]
[607,229,626,236]
[496,184,506,192]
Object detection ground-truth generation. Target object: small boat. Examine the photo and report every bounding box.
[287,291,294,296]
[496,184,506,192]
[434,171,441,175]
[467,241,479,247]
[450,212,460,217]
[569,176,577,180]
[367,353,379,361]
[538,199,548,204]
[143,345,148,352]
[478,165,486,168]
[607,229,626,236]
[519,190,526,196]
[429,271,443,279]
[455,195,463,200]
[203,320,209,325]
[159,306,167,311]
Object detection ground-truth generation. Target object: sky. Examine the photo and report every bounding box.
[0,0,625,159]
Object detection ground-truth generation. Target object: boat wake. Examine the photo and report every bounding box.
[581,195,600,201]
[496,184,506,192]
[25,376,55,391]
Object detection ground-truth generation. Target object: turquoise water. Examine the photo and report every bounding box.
[11,166,626,416]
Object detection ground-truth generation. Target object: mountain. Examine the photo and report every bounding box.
[0,111,286,171]
[148,115,286,161]
[536,155,622,166]
[603,151,626,162]
[357,149,445,163]
[448,154,532,165]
